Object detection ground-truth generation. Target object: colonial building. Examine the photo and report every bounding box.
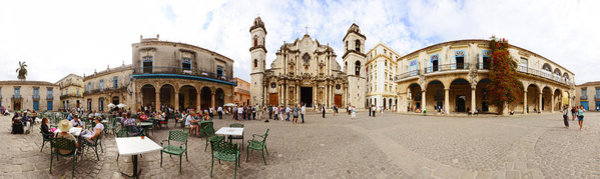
[234,77,251,106]
[366,43,400,110]
[83,65,132,112]
[130,35,236,112]
[249,17,367,108]
[395,39,574,115]
[574,81,600,111]
[57,74,83,110]
[0,81,60,111]
[81,35,237,112]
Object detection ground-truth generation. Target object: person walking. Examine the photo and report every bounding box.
[571,106,577,121]
[273,106,279,121]
[300,103,306,124]
[279,106,284,121]
[577,105,585,131]
[233,106,238,120]
[321,105,326,118]
[347,106,351,115]
[237,106,243,120]
[292,105,300,124]
[285,105,291,121]
[351,106,356,119]
[371,105,376,117]
[217,106,223,119]
[368,104,372,116]
[268,105,273,119]
[562,105,569,129]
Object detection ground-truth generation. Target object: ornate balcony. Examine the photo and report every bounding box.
[47,95,53,100]
[581,95,588,100]
[32,95,40,100]
[131,66,237,84]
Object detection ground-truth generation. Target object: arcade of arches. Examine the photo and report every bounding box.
[134,79,232,112]
[400,76,571,115]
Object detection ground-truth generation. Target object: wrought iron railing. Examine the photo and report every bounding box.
[581,96,588,100]
[423,63,470,74]
[47,95,53,100]
[13,94,21,99]
[132,66,237,84]
[32,95,40,100]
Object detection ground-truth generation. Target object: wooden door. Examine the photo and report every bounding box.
[269,93,278,106]
[334,94,342,107]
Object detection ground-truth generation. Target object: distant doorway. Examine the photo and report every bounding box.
[300,87,313,107]
[269,93,278,106]
[334,94,342,107]
[455,95,466,112]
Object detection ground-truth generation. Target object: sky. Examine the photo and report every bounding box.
[0,0,599,85]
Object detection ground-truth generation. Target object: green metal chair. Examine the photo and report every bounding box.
[246,129,270,165]
[202,124,224,152]
[160,130,189,173]
[49,138,78,179]
[228,123,244,149]
[39,126,53,152]
[210,140,240,179]
[82,131,104,161]
[115,128,129,161]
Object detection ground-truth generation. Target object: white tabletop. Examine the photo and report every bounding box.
[215,127,244,136]
[115,137,163,156]
[54,127,83,136]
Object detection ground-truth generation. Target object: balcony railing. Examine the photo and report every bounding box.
[423,63,470,74]
[595,95,600,100]
[47,95,53,100]
[13,94,21,99]
[132,66,237,84]
[32,95,40,100]
[581,96,588,100]
[235,88,250,94]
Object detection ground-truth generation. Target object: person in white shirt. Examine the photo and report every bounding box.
[208,107,214,118]
[217,106,223,119]
[285,106,291,121]
[300,103,306,123]
[273,106,279,120]
[237,107,243,120]
[83,118,104,144]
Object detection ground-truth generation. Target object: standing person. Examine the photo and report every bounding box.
[571,107,577,121]
[232,106,238,120]
[368,104,372,116]
[285,105,291,121]
[279,106,285,121]
[577,105,585,131]
[351,106,356,119]
[371,105,376,117]
[562,106,569,129]
[321,105,326,118]
[237,106,243,120]
[252,105,257,120]
[273,105,279,120]
[300,103,306,124]
[209,107,214,119]
[217,106,223,119]
[268,105,273,119]
[347,106,351,115]
[292,105,299,124]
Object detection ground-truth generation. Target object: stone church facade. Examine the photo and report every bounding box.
[249,17,367,108]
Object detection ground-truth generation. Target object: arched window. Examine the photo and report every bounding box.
[355,61,361,75]
[253,59,258,68]
[355,40,361,51]
[253,36,258,47]
[345,41,348,50]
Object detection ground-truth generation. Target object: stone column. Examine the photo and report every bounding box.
[211,92,216,109]
[196,89,201,112]
[551,92,555,113]
[326,85,330,107]
[444,88,450,114]
[471,88,476,114]
[313,86,318,106]
[538,92,542,113]
[523,90,527,114]
[296,85,300,105]
[421,90,426,112]
[155,91,160,112]
[284,84,288,106]
[174,91,179,111]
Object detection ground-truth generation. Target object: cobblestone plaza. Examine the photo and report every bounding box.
[2,112,599,178]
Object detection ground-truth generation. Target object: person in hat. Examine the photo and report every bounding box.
[56,120,78,155]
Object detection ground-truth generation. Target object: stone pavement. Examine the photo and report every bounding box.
[0,111,599,178]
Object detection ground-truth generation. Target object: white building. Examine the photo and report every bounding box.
[366,43,401,110]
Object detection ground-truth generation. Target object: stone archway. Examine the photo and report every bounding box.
[141,84,156,110]
[179,85,197,111]
[425,80,444,112]
[526,84,540,113]
[160,84,175,109]
[476,79,492,113]
[554,88,563,111]
[449,78,470,113]
[542,87,552,112]
[200,87,212,110]
[216,88,225,107]
[407,83,422,112]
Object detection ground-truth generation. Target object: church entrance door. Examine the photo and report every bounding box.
[300,87,313,107]
[269,93,278,106]
[334,94,342,107]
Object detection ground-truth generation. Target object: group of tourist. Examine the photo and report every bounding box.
[38,113,104,155]
[562,105,586,131]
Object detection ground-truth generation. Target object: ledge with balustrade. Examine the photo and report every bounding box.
[131,66,237,84]
[394,63,572,86]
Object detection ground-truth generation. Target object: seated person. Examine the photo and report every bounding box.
[56,120,79,155]
[21,112,32,133]
[139,112,148,121]
[82,118,104,144]
[71,115,85,129]
[202,112,211,120]
[123,113,143,136]
[67,112,74,121]
[41,117,56,136]
[185,112,200,135]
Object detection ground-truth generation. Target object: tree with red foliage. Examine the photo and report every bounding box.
[487,36,523,115]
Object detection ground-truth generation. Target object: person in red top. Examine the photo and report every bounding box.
[139,112,148,121]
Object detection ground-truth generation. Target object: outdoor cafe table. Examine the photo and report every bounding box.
[137,122,153,136]
[53,127,83,136]
[115,137,162,178]
[215,127,244,143]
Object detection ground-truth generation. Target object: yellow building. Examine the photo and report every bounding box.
[234,77,251,106]
[574,81,600,111]
[57,74,83,111]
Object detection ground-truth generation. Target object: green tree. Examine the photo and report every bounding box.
[16,61,27,81]
[487,36,522,115]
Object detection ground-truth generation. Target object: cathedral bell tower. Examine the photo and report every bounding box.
[342,23,367,108]
[250,17,267,106]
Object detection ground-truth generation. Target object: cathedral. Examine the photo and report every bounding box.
[249,17,367,108]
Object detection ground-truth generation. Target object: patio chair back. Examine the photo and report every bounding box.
[229,123,244,128]
[168,130,188,143]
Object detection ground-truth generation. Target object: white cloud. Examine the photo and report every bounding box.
[0,0,598,85]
